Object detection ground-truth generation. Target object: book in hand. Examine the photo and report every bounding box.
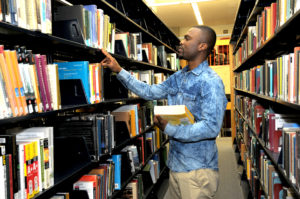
[154,105,194,125]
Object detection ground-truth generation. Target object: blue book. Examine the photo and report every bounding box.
[112,154,121,190]
[55,61,91,104]
[9,0,18,25]
[84,5,97,47]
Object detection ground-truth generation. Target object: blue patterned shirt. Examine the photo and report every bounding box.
[117,60,227,172]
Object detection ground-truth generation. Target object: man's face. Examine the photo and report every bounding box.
[178,28,206,60]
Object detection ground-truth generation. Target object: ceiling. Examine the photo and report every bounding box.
[144,0,240,35]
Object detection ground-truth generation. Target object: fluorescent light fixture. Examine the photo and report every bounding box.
[56,0,73,6]
[147,0,211,7]
[191,2,203,25]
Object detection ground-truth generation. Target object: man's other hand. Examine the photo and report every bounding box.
[154,115,168,131]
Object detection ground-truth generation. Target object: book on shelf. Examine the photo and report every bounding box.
[112,154,121,190]
[112,104,139,137]
[56,61,91,104]
[154,105,194,125]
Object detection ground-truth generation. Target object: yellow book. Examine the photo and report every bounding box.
[28,64,42,113]
[155,126,160,149]
[154,105,194,125]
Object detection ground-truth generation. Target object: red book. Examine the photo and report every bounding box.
[40,55,53,111]
[6,154,13,199]
[77,175,99,199]
[34,54,49,111]
[271,3,277,35]
[137,137,144,164]
[254,105,264,135]
[262,10,266,43]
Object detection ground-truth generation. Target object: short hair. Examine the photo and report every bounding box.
[192,25,216,56]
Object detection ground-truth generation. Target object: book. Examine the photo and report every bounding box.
[56,61,91,104]
[154,105,194,125]
[112,154,121,190]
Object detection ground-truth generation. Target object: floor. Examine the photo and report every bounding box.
[155,137,247,199]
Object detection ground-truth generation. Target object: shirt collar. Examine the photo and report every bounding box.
[182,60,208,76]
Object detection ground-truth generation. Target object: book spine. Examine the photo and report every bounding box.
[28,64,42,113]
[40,55,52,111]
[34,54,49,111]
[11,50,28,115]
[4,50,23,116]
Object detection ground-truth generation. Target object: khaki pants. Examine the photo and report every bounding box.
[163,168,219,199]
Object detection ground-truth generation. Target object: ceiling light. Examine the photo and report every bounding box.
[191,2,203,25]
[146,0,212,7]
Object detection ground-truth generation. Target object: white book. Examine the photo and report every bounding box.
[45,0,52,34]
[47,64,61,110]
[73,181,94,199]
[25,0,38,30]
[17,127,54,188]
[16,0,27,28]
[97,9,104,49]
[17,142,27,199]
[0,155,7,199]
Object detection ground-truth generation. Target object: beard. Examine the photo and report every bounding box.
[177,46,185,59]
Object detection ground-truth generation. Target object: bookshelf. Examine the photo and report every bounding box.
[0,0,179,198]
[231,0,300,198]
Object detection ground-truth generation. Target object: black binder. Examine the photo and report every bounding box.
[59,79,88,107]
[53,19,85,44]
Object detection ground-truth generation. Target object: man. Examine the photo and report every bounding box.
[101,25,227,199]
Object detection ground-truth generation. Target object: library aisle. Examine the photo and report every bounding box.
[157,137,245,199]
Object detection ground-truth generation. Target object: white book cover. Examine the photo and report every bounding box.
[73,181,94,199]
[18,127,54,188]
[0,156,6,199]
[16,0,27,28]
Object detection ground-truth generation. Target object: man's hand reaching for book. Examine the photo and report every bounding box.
[154,115,168,131]
[100,49,122,73]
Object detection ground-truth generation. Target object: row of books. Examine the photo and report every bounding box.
[0,127,54,199]
[236,120,293,198]
[0,45,62,117]
[234,0,300,66]
[115,32,179,70]
[234,46,300,104]
[54,4,114,52]
[235,95,300,190]
[64,144,168,199]
[54,101,155,159]
[0,45,107,118]
[128,70,168,98]
[0,0,52,34]
[0,104,165,199]
[53,5,180,70]
[0,44,148,119]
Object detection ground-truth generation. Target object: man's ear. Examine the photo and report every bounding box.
[198,43,208,52]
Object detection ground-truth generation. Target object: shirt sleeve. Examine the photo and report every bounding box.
[164,78,227,142]
[116,69,172,100]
